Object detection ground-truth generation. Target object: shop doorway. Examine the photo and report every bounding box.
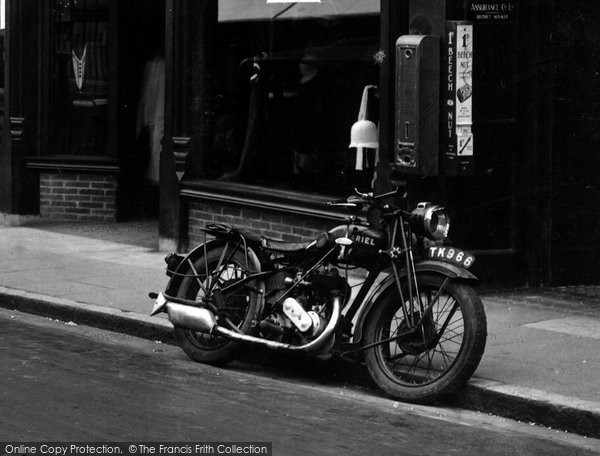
[123,0,165,220]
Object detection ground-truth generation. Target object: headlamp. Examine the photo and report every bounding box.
[410,202,450,241]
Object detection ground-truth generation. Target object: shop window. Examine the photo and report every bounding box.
[212,1,380,196]
[51,0,109,156]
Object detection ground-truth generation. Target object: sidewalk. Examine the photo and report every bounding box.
[1,220,599,438]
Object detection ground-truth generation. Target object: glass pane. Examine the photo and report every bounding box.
[51,0,109,156]
[212,1,380,196]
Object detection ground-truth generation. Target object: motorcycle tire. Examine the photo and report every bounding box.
[363,274,486,404]
[173,244,262,366]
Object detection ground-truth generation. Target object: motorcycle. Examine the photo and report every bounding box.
[150,187,487,403]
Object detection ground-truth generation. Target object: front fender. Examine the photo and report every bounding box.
[414,260,478,282]
[352,260,478,345]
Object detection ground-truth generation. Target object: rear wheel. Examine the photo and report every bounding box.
[364,274,486,403]
[174,243,262,365]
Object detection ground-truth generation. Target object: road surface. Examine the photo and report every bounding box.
[1,308,598,455]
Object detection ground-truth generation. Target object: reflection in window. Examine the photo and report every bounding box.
[212,1,380,196]
[52,0,109,156]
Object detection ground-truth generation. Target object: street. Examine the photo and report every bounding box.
[1,308,598,456]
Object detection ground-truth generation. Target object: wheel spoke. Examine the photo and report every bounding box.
[440,326,463,342]
[206,244,229,293]
[187,258,208,295]
[438,335,463,347]
[406,351,427,377]
[208,243,242,294]
[434,302,460,343]
[434,295,454,325]
[388,352,409,363]
[437,343,453,369]
[425,346,435,379]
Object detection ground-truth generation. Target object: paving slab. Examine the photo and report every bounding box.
[480,299,600,402]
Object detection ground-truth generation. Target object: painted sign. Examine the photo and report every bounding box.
[466,1,517,23]
[443,21,473,176]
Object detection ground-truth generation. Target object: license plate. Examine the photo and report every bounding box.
[427,246,475,269]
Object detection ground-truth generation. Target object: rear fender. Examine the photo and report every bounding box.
[165,239,262,296]
[352,260,478,345]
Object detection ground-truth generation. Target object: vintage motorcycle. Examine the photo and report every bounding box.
[150,187,487,403]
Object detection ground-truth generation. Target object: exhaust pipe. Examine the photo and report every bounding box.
[153,292,341,353]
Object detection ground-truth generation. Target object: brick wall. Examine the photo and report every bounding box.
[188,200,331,246]
[40,172,117,221]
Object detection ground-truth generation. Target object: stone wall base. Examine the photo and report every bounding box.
[0,213,40,226]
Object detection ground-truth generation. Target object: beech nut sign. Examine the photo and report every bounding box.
[443,21,474,176]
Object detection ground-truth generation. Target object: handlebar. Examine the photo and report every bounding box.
[371,187,407,201]
[326,187,407,212]
[326,200,360,207]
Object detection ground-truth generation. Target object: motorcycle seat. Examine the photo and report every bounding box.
[260,237,312,253]
[204,223,322,253]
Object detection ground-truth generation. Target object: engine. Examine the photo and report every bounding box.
[259,266,349,345]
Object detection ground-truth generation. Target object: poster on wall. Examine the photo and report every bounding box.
[443,21,473,176]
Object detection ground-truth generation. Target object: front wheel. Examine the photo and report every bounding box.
[363,274,486,403]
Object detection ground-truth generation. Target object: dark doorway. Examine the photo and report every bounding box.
[121,0,166,220]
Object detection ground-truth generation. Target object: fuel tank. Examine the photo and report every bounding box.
[328,224,388,262]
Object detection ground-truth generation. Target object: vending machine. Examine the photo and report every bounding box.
[394,35,440,176]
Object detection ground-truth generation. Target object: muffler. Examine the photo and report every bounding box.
[151,292,217,333]
[152,292,341,353]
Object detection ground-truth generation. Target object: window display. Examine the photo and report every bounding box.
[211,1,380,196]
[52,0,109,156]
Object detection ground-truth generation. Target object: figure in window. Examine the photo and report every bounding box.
[291,48,328,190]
